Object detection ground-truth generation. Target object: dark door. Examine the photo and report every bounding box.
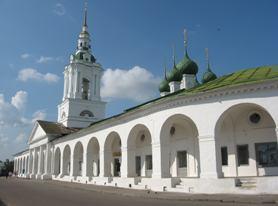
[114,158,121,177]
[136,156,141,176]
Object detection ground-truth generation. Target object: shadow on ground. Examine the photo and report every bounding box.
[0,199,7,206]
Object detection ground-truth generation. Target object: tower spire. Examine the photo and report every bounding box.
[164,60,167,80]
[83,1,88,27]
[183,29,188,56]
[205,48,211,71]
[172,44,176,67]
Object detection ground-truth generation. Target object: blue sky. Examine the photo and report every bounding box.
[0,0,277,160]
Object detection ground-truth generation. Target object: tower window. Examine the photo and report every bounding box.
[80,42,83,47]
[82,78,90,100]
[80,110,94,117]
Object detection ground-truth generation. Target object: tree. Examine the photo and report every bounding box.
[0,159,14,176]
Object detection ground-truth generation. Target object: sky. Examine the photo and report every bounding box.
[0,0,277,160]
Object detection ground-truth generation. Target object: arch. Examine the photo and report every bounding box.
[54,147,61,176]
[73,142,84,176]
[86,137,100,177]
[104,132,122,177]
[159,114,199,178]
[62,145,71,176]
[215,103,278,177]
[80,110,94,117]
[127,124,153,177]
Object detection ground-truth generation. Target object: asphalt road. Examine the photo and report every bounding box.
[0,177,273,206]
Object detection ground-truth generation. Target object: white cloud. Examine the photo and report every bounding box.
[18,68,59,83]
[11,91,28,111]
[15,133,26,143]
[0,135,8,148]
[37,56,54,63]
[0,93,28,127]
[32,110,47,123]
[0,92,47,128]
[53,3,66,16]
[20,53,31,59]
[101,66,160,102]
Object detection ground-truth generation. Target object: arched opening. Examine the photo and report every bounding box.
[82,78,90,100]
[104,132,122,177]
[26,156,29,174]
[127,124,153,177]
[22,158,26,174]
[80,110,94,117]
[62,145,71,176]
[54,148,61,176]
[87,137,100,177]
[215,103,278,177]
[160,114,199,178]
[73,142,84,177]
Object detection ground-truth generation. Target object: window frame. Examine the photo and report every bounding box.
[255,142,278,168]
[221,146,228,166]
[237,144,249,166]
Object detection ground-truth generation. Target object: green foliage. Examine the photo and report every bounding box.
[0,159,14,176]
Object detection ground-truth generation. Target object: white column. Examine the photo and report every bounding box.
[38,146,43,175]
[99,149,105,177]
[152,142,162,178]
[82,147,87,177]
[32,149,36,175]
[198,135,221,178]
[70,150,74,177]
[120,146,128,178]
[44,144,50,175]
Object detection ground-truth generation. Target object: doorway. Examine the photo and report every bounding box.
[114,158,121,177]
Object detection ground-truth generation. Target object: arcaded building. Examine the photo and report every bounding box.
[14,7,278,194]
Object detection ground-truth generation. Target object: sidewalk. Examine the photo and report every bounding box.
[25,178,278,205]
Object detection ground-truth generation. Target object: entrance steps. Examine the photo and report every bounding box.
[235,178,257,189]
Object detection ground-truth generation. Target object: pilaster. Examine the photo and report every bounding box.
[198,135,221,178]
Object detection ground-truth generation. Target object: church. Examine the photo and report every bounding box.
[14,6,278,194]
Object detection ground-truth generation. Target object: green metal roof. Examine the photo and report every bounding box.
[125,65,278,112]
[64,65,278,137]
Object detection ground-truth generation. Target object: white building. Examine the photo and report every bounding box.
[14,6,278,194]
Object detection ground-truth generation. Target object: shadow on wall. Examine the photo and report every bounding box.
[0,199,7,206]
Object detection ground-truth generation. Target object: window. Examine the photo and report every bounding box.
[249,113,261,124]
[255,142,278,167]
[177,151,187,168]
[221,147,228,166]
[237,145,249,166]
[82,78,90,100]
[145,155,152,170]
[80,110,94,117]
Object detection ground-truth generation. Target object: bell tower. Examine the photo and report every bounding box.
[58,3,106,128]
